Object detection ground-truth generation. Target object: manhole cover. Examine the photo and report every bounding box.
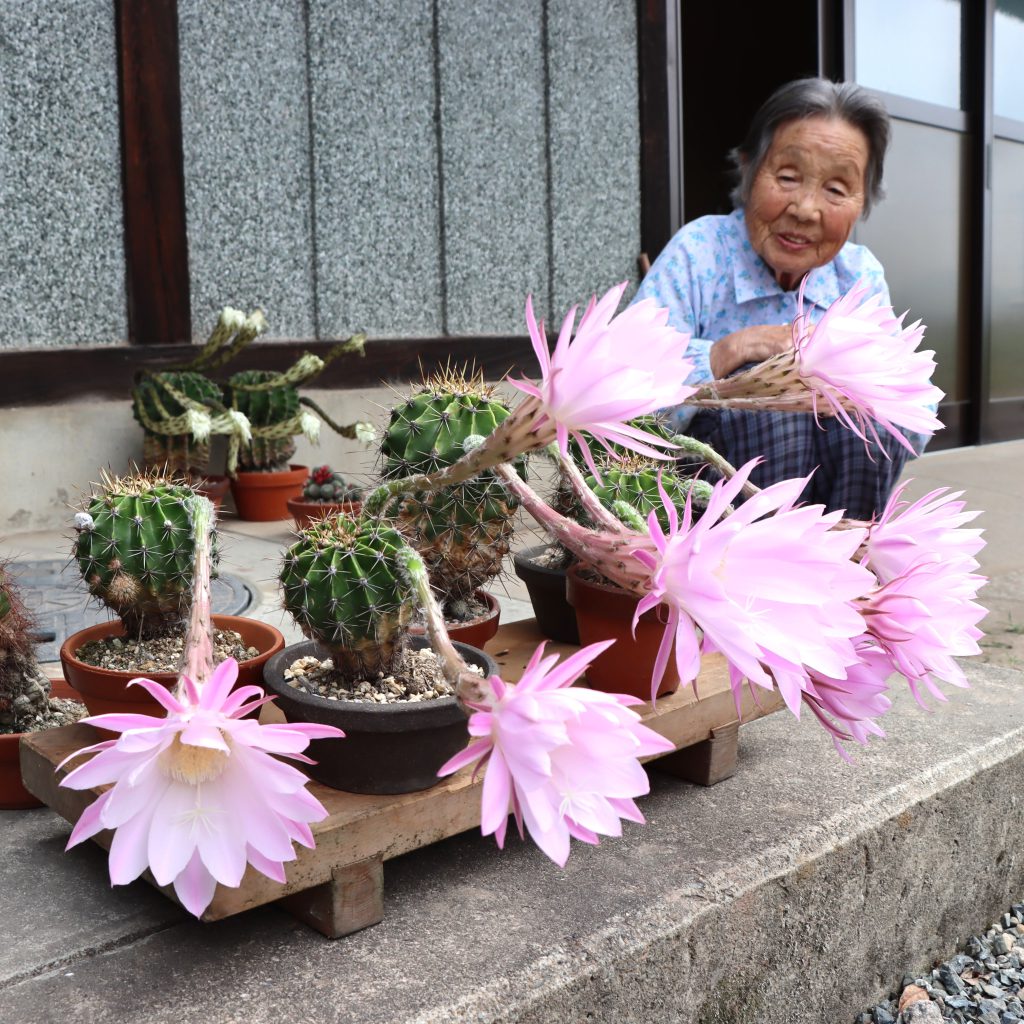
[6,560,254,663]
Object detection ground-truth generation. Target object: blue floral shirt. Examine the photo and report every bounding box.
[633,208,890,433]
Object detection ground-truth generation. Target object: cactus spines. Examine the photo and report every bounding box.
[0,566,84,734]
[380,368,523,606]
[132,370,224,473]
[73,471,217,640]
[279,514,415,679]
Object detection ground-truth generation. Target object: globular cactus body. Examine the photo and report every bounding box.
[303,465,363,503]
[224,369,301,472]
[280,515,415,679]
[380,372,522,605]
[585,459,715,532]
[74,474,215,639]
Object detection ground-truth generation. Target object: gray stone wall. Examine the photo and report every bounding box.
[0,0,126,349]
[0,0,640,348]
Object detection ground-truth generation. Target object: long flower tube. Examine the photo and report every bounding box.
[60,496,344,918]
[686,279,944,456]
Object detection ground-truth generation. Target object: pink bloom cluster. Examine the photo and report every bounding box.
[793,279,944,454]
[438,641,673,866]
[61,659,343,917]
[509,282,695,476]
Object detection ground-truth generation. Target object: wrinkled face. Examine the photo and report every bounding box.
[744,116,870,291]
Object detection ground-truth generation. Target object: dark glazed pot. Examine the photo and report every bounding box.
[262,637,497,795]
[512,544,579,644]
[566,563,679,702]
[408,589,501,650]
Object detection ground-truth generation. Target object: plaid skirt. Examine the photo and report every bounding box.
[688,408,911,521]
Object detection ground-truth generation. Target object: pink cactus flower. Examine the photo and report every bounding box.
[630,462,876,710]
[859,556,986,707]
[437,641,674,867]
[60,658,343,918]
[861,481,985,584]
[793,279,944,454]
[802,645,894,762]
[508,282,695,476]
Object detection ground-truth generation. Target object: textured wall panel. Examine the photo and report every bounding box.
[179,0,315,340]
[309,0,443,339]
[438,0,548,334]
[548,0,640,320]
[0,1,125,348]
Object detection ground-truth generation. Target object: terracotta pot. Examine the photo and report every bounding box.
[60,614,285,719]
[262,637,497,794]
[565,564,679,701]
[229,464,307,521]
[1,679,82,810]
[512,544,579,644]
[286,497,363,530]
[408,589,501,650]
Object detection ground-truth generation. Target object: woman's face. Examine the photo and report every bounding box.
[744,116,870,290]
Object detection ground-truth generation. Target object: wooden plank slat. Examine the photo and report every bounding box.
[21,620,785,924]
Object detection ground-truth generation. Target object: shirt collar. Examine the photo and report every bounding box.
[728,209,841,312]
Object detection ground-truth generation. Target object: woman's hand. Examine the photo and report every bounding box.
[709,324,793,378]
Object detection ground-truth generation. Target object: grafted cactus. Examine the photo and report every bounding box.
[0,566,84,734]
[73,472,216,639]
[379,369,523,608]
[302,465,363,503]
[224,337,375,475]
[280,514,415,680]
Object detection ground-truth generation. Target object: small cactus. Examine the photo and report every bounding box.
[280,514,415,680]
[0,565,84,734]
[73,471,217,639]
[302,465,363,504]
[380,368,523,606]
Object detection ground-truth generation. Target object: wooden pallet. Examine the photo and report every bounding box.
[22,619,784,938]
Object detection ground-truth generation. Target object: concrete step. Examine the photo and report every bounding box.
[1,659,1021,1023]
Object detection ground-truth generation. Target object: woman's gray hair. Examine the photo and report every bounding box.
[729,78,890,217]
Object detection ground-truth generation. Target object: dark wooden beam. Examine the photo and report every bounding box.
[116,0,191,345]
[0,338,543,407]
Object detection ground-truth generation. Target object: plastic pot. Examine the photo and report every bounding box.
[408,589,501,650]
[262,637,497,794]
[286,497,363,530]
[229,464,307,521]
[512,544,579,644]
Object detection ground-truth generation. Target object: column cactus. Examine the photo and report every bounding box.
[378,368,524,613]
[72,471,216,640]
[279,514,416,680]
[0,566,84,734]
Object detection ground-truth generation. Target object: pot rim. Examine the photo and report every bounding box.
[512,543,574,580]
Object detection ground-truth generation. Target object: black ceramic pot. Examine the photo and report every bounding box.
[262,636,497,795]
[512,544,580,644]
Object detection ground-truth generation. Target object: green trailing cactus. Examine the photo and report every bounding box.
[224,337,375,475]
[279,514,415,680]
[0,565,84,734]
[379,369,523,609]
[130,307,264,474]
[73,471,217,640]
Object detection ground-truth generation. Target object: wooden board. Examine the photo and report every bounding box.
[22,619,785,936]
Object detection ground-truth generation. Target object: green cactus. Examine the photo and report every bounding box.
[73,472,217,639]
[583,456,715,532]
[0,566,84,734]
[379,369,523,608]
[132,370,224,474]
[303,465,363,503]
[280,514,415,679]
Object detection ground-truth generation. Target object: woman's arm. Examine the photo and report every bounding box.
[709,323,792,378]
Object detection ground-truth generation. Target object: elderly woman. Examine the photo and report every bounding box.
[635,78,924,521]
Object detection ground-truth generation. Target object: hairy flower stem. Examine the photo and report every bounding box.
[551,445,628,533]
[396,546,490,707]
[178,495,217,693]
[671,433,761,500]
[492,463,648,597]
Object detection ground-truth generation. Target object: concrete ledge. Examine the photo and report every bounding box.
[1,659,1021,1023]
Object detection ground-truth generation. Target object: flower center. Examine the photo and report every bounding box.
[161,734,230,784]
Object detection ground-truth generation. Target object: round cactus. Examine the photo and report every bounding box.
[302,466,363,504]
[224,369,301,472]
[73,473,216,639]
[280,514,415,680]
[578,456,715,532]
[379,370,522,604]
[132,370,223,474]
